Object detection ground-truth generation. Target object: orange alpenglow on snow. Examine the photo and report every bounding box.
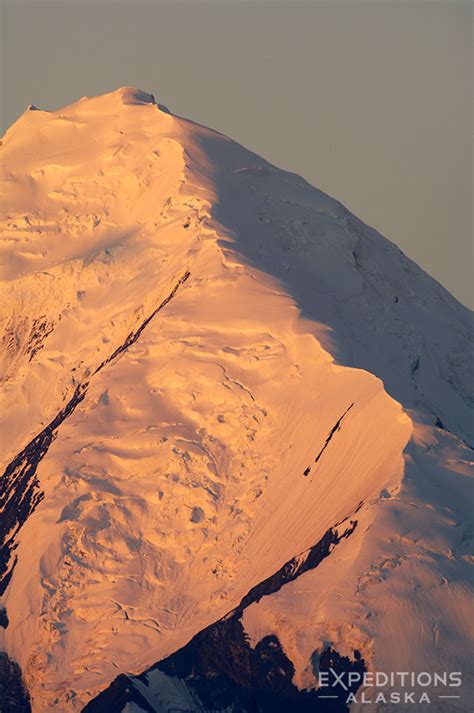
[0,88,472,712]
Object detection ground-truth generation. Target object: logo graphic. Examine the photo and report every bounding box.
[317,670,463,704]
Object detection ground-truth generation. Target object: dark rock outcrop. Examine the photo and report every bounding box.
[0,653,31,713]
[83,518,362,712]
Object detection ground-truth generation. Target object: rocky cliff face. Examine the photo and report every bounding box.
[0,87,472,711]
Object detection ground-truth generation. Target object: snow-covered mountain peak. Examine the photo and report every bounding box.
[0,89,472,712]
[66,86,162,112]
[70,85,165,112]
[111,86,157,104]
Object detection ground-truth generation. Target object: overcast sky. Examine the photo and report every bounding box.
[1,0,472,307]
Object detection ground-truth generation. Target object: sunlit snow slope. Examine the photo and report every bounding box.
[0,88,472,712]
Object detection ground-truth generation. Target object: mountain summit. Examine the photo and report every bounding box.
[0,88,472,712]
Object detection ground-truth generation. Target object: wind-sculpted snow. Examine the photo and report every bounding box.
[0,383,87,595]
[238,519,357,610]
[92,271,190,375]
[0,272,190,597]
[83,518,361,712]
[0,88,472,711]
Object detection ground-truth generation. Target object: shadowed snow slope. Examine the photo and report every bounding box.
[0,87,472,712]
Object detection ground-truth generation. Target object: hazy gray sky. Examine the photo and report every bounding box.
[1,0,472,307]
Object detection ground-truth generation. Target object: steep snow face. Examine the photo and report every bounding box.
[0,88,472,711]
